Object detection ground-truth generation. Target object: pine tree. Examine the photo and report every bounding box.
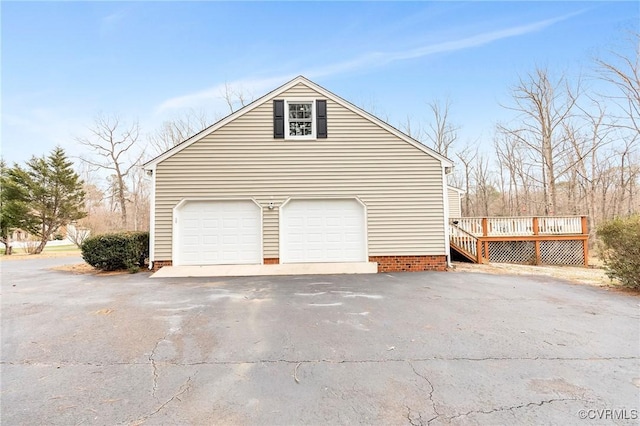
[5,147,86,254]
[1,159,30,254]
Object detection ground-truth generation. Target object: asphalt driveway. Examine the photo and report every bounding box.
[1,257,638,425]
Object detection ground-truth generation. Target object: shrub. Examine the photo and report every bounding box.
[23,239,40,255]
[597,215,640,289]
[81,232,149,272]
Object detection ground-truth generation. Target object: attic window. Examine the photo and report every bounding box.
[287,101,314,138]
[288,102,313,136]
[274,99,327,139]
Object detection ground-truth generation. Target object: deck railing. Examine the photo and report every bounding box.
[538,216,583,235]
[449,216,589,266]
[449,223,479,262]
[451,216,586,237]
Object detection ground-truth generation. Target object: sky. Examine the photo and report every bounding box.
[2,1,638,166]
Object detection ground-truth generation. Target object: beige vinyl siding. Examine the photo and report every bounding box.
[154,83,446,260]
[448,187,462,218]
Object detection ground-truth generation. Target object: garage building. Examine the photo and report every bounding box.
[144,76,454,272]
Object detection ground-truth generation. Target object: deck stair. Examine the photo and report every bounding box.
[449,223,484,263]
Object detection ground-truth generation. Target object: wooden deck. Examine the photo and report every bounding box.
[449,216,589,266]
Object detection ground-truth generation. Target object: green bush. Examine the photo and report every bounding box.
[597,215,640,289]
[81,232,149,272]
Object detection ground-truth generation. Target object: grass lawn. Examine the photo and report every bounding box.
[1,243,81,258]
[41,244,81,253]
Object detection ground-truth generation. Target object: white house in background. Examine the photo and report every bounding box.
[448,186,464,218]
[143,76,455,273]
[66,223,91,245]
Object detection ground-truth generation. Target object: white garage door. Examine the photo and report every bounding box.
[176,200,261,266]
[281,199,366,263]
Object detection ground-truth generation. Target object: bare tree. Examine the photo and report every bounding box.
[614,137,640,216]
[400,115,422,140]
[353,95,390,123]
[77,115,143,229]
[494,133,523,215]
[129,166,150,232]
[563,100,616,227]
[221,82,254,113]
[472,153,497,216]
[497,67,580,215]
[454,144,475,215]
[424,98,459,158]
[595,32,640,217]
[595,32,640,137]
[148,109,211,155]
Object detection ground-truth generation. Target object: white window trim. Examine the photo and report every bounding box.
[284,99,316,140]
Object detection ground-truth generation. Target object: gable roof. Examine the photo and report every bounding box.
[144,75,454,169]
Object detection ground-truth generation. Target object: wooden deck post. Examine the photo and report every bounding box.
[476,238,483,264]
[533,217,540,265]
[481,218,489,263]
[583,237,589,267]
[582,216,589,267]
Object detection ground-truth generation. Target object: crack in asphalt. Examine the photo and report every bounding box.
[148,337,166,400]
[148,311,203,401]
[3,355,637,367]
[445,398,585,422]
[128,376,193,426]
[405,405,425,426]
[408,361,441,425]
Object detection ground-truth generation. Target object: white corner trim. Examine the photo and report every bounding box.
[148,168,156,269]
[442,166,452,267]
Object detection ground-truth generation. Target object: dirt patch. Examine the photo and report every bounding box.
[50,263,130,276]
[607,286,640,296]
[1,251,81,260]
[451,261,619,287]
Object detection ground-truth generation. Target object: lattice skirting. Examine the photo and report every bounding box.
[539,240,585,265]
[487,241,536,264]
[486,240,585,266]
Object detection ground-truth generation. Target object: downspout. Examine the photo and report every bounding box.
[147,167,156,269]
[442,165,453,269]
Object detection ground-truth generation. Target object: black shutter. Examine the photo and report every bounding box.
[316,99,327,138]
[273,100,284,139]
